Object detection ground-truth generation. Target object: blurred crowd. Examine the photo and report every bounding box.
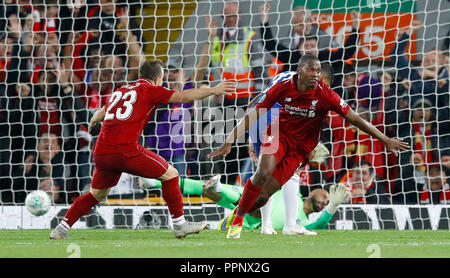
[0,0,449,206]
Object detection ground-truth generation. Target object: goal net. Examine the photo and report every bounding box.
[1,0,449,230]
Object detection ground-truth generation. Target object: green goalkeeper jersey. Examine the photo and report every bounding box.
[214,183,333,230]
[242,188,333,230]
[141,177,333,230]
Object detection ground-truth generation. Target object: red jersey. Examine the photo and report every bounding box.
[94,79,175,155]
[256,75,350,152]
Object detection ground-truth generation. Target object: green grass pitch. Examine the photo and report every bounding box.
[0,229,449,258]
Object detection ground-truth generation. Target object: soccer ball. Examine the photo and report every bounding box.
[25,190,52,216]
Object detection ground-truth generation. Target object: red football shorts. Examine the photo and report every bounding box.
[259,133,309,186]
[91,144,169,190]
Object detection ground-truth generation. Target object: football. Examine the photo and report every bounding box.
[25,190,52,216]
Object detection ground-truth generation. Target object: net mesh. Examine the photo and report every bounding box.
[0,0,449,230]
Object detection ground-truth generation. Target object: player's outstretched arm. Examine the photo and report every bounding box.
[208,107,263,158]
[305,184,350,230]
[88,106,106,133]
[326,184,350,214]
[343,108,410,156]
[167,80,236,104]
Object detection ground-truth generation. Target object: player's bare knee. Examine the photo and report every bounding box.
[159,165,179,181]
[252,170,271,186]
[90,188,110,202]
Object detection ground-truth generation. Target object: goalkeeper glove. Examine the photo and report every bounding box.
[310,143,329,164]
[326,183,350,214]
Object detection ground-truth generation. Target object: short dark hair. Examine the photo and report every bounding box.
[343,63,356,76]
[320,62,334,84]
[33,0,57,11]
[139,59,164,80]
[305,35,319,42]
[427,164,442,175]
[298,53,320,68]
[353,160,374,174]
[167,64,179,73]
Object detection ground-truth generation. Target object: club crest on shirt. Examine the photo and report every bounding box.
[308,99,318,117]
[310,99,318,109]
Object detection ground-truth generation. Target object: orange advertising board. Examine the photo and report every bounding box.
[312,12,417,60]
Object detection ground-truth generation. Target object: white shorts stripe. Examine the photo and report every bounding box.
[137,146,168,172]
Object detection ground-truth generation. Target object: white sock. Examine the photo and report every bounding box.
[282,174,300,228]
[58,219,70,232]
[260,197,273,229]
[172,215,186,226]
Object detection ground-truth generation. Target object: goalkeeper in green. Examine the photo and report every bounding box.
[139,173,349,232]
[206,175,350,232]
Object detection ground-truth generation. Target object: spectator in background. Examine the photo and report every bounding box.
[173,21,226,178]
[391,20,449,139]
[86,0,143,56]
[207,1,265,101]
[2,0,33,23]
[12,132,65,204]
[72,54,126,127]
[30,0,60,63]
[392,98,450,204]
[32,65,90,202]
[58,0,89,47]
[34,66,82,137]
[420,165,450,204]
[324,62,384,182]
[382,70,409,190]
[382,70,409,137]
[80,8,144,111]
[31,0,59,34]
[444,27,450,51]
[145,47,217,180]
[205,2,265,184]
[341,63,360,110]
[39,177,62,204]
[286,5,340,52]
[0,16,36,204]
[341,160,391,204]
[145,66,194,178]
[345,71,387,179]
[259,4,360,97]
[266,5,341,86]
[72,6,144,114]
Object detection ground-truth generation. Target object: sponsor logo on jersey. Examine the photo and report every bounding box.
[284,99,318,118]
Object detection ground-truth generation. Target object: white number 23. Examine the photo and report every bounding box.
[104,90,137,121]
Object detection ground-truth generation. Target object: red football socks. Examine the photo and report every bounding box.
[62,192,99,227]
[161,176,184,219]
[232,179,262,226]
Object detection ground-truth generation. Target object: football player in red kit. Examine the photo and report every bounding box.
[51,59,236,239]
[208,54,410,239]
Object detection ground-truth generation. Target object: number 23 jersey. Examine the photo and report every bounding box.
[94,78,175,155]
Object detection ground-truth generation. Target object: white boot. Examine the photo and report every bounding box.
[282,224,317,236]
